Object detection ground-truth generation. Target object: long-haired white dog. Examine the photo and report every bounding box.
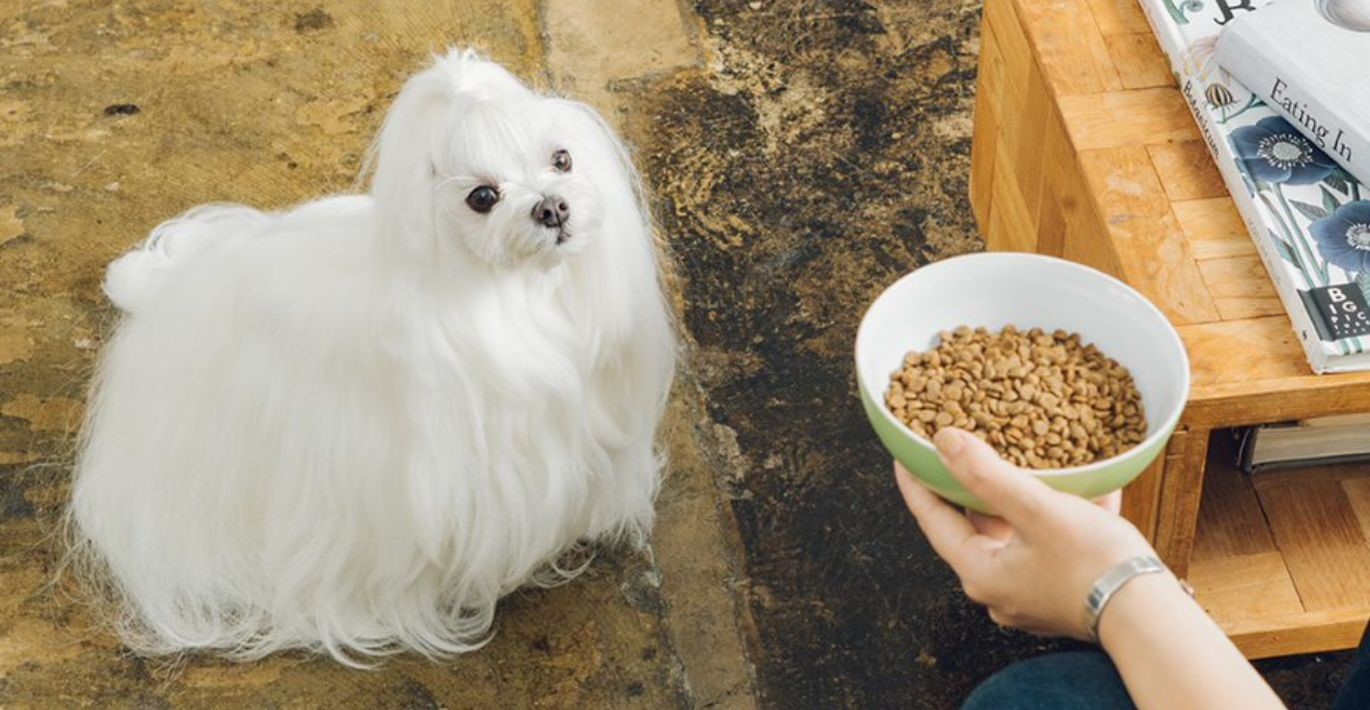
[69,49,676,664]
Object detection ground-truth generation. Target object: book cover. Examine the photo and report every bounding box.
[1137,0,1370,372]
[1216,0,1370,187]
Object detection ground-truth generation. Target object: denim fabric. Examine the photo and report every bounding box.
[962,651,1135,710]
[964,623,1370,710]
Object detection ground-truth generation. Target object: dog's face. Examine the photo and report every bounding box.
[370,52,635,271]
[434,100,605,267]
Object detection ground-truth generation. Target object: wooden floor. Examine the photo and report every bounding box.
[1189,434,1370,658]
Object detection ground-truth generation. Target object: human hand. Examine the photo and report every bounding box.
[894,427,1156,639]
[965,489,1120,542]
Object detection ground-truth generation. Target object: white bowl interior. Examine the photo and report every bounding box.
[856,253,1190,464]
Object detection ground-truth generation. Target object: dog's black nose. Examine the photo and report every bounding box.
[532,195,569,228]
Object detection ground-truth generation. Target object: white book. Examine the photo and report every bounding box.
[1217,0,1370,187]
[1137,0,1370,373]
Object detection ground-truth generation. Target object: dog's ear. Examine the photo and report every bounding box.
[366,67,456,255]
[558,100,655,250]
[556,99,677,346]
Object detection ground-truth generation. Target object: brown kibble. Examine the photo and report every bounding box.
[886,324,1146,469]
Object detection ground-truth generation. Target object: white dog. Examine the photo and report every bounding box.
[69,49,676,665]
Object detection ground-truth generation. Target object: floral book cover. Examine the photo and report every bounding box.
[1138,0,1370,373]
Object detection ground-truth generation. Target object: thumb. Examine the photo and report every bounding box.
[934,428,1056,528]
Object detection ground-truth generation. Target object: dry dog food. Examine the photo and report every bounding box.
[886,325,1147,469]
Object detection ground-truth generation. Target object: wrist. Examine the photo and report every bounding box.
[1095,571,1194,651]
[1083,555,1169,641]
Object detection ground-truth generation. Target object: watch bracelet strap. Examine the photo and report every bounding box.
[1084,555,1171,642]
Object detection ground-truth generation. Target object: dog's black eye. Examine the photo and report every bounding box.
[552,149,572,173]
[465,186,500,214]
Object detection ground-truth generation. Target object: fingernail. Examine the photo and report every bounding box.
[934,428,964,458]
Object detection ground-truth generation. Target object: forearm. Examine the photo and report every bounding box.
[1098,574,1284,709]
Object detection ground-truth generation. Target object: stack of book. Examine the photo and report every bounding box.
[1137,0,1370,373]
[1138,0,1370,469]
[1237,413,1370,473]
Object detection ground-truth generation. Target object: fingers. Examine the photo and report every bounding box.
[933,428,1056,529]
[894,462,995,575]
[1096,490,1122,515]
[967,511,1015,543]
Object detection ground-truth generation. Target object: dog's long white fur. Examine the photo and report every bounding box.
[69,49,675,664]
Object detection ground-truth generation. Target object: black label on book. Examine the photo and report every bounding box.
[1302,285,1370,341]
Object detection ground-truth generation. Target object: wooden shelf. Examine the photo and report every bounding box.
[1189,433,1370,658]
[973,0,1370,657]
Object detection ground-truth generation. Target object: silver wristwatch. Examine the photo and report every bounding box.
[1084,555,1170,642]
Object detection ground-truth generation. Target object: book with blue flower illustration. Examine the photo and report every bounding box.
[1138,0,1370,373]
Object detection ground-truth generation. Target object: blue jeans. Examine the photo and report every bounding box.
[963,624,1370,710]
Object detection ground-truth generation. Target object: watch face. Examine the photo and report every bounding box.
[1318,0,1370,32]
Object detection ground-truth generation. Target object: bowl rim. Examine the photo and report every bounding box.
[854,251,1191,478]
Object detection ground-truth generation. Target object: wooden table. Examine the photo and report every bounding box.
[971,0,1370,658]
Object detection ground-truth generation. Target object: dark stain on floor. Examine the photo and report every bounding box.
[630,1,1047,705]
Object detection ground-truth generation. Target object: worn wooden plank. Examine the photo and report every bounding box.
[1034,180,1068,257]
[985,0,1035,108]
[1343,476,1370,544]
[1060,88,1199,150]
[1011,65,1053,227]
[1225,607,1368,659]
[1032,109,1077,257]
[1187,376,1370,429]
[1107,32,1172,90]
[1196,256,1284,320]
[988,136,1039,252]
[1013,0,1122,95]
[1255,473,1370,612]
[1173,198,1255,260]
[1190,552,1304,628]
[1191,437,1277,562]
[978,16,1009,120]
[1122,454,1165,543]
[970,23,1004,232]
[1154,427,1211,576]
[1058,169,1125,277]
[1085,0,1152,35]
[1147,142,1228,201]
[1178,316,1307,393]
[1077,146,1220,325]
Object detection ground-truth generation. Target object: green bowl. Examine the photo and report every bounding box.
[856,253,1191,513]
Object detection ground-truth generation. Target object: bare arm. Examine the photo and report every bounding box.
[1098,573,1282,709]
